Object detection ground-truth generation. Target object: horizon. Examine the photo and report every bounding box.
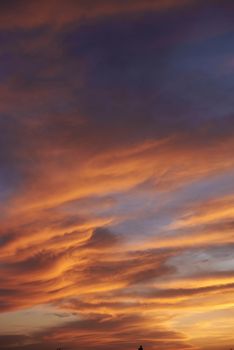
[0,1,234,350]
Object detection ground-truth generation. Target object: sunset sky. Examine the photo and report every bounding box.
[0,1,234,350]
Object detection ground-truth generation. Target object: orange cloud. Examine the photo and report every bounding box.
[1,1,234,349]
[0,0,196,29]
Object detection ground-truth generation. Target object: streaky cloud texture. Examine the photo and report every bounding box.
[0,1,234,350]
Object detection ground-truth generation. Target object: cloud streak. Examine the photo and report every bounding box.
[0,1,234,350]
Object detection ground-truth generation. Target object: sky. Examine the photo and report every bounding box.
[0,0,234,350]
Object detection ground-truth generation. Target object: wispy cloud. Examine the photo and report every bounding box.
[0,1,234,350]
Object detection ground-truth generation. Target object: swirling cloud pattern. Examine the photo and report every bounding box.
[0,1,234,349]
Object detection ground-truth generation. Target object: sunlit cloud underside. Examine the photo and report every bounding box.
[0,1,234,350]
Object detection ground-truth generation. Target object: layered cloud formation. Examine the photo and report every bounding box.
[0,1,234,350]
